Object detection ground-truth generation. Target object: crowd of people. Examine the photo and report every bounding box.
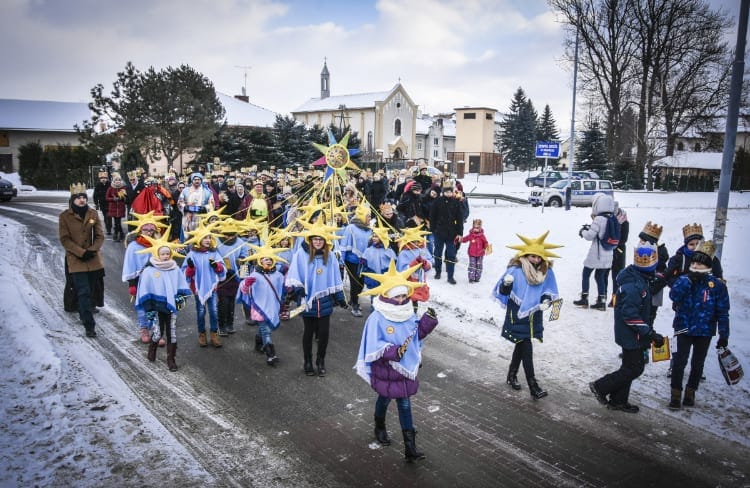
[59,162,731,461]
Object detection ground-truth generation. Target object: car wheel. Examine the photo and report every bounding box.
[548,197,562,208]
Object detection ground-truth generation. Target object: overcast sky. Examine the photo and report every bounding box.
[1,0,743,134]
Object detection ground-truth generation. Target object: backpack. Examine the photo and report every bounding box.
[598,212,621,250]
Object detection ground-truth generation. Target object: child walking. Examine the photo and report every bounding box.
[461,218,490,283]
[355,261,439,461]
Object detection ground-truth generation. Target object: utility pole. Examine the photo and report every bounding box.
[235,65,252,96]
[713,0,749,259]
[565,17,580,211]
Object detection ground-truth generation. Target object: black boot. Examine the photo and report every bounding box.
[590,295,607,311]
[573,293,589,308]
[402,429,425,461]
[316,355,326,377]
[668,387,682,410]
[264,343,278,366]
[166,343,178,371]
[683,387,696,407]
[304,352,315,376]
[147,341,158,362]
[254,334,263,353]
[528,378,548,399]
[374,416,391,445]
[506,367,522,390]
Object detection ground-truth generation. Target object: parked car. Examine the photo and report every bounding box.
[524,170,599,187]
[0,177,17,202]
[528,178,614,207]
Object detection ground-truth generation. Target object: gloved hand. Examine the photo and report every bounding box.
[397,342,408,359]
[539,298,552,311]
[503,274,514,286]
[650,331,665,348]
[454,235,461,245]
[129,285,137,296]
[244,277,256,287]
[578,224,590,238]
[81,250,96,261]
[337,299,349,309]
[716,336,728,349]
[426,307,437,319]
[209,259,222,272]
[186,257,194,268]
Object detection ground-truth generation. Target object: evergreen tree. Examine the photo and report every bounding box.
[274,115,309,164]
[499,88,538,171]
[576,121,609,178]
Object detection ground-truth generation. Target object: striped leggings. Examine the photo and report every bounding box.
[468,255,484,282]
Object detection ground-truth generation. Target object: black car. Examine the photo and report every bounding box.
[524,170,599,187]
[0,177,18,202]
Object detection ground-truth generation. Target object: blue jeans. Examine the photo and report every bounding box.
[257,320,272,346]
[433,235,457,279]
[375,395,414,430]
[195,294,219,332]
[581,266,609,297]
[135,303,149,328]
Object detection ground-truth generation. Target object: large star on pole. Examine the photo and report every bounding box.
[312,130,360,171]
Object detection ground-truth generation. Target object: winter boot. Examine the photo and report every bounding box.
[608,294,615,308]
[668,388,682,410]
[590,295,607,311]
[506,367,522,391]
[573,293,589,308]
[374,416,391,445]
[402,429,425,461]
[316,355,327,377]
[210,331,222,348]
[166,343,178,371]
[147,341,158,362]
[683,387,696,407]
[351,305,363,317]
[254,334,264,353]
[304,352,315,376]
[198,331,208,347]
[264,343,278,366]
[528,378,548,400]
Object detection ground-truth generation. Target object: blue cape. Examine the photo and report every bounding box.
[493,265,559,318]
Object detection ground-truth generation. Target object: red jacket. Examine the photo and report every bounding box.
[461,229,489,257]
[105,186,128,218]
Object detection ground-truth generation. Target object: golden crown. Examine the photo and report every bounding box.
[696,240,715,259]
[69,182,87,195]
[633,245,658,268]
[641,221,663,240]
[682,223,703,241]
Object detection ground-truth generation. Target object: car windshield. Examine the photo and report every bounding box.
[549,180,568,189]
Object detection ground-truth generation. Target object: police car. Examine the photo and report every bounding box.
[528,178,614,207]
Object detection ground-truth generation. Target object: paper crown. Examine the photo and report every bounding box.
[135,226,185,259]
[633,242,658,269]
[442,179,455,190]
[507,231,562,262]
[360,260,423,298]
[695,240,715,259]
[69,182,87,195]
[640,221,663,241]
[127,170,138,179]
[682,223,704,242]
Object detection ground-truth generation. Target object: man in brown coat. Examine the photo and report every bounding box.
[59,184,105,337]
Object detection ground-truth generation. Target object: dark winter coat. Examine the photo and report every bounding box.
[669,273,730,339]
[397,189,426,222]
[93,181,109,211]
[429,195,464,240]
[664,246,723,285]
[369,313,438,398]
[613,265,654,350]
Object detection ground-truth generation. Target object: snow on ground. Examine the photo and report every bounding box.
[0,170,748,486]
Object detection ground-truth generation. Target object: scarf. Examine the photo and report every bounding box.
[520,258,546,285]
[149,256,178,271]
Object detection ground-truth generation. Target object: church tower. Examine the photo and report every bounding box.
[320,59,330,99]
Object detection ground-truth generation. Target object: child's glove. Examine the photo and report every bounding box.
[426,307,437,319]
[716,336,728,349]
[503,275,514,285]
[650,331,665,348]
[81,250,96,261]
[209,259,224,273]
[539,298,552,311]
[129,285,137,296]
[578,224,590,238]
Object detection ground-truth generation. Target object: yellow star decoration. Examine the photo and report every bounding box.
[124,210,169,233]
[395,225,432,250]
[182,220,220,249]
[199,206,230,226]
[370,225,392,249]
[292,218,342,246]
[354,200,371,224]
[506,231,563,263]
[360,260,423,298]
[296,193,328,220]
[312,131,360,171]
[239,241,289,266]
[135,226,186,259]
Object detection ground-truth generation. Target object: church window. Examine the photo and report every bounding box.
[394,119,401,136]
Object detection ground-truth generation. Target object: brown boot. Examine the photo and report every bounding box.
[198,332,208,347]
[210,331,222,348]
[668,387,682,410]
[683,387,696,407]
[147,341,158,362]
[166,343,178,371]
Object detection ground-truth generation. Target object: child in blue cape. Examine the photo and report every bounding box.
[184,231,226,348]
[354,261,438,462]
[361,230,397,306]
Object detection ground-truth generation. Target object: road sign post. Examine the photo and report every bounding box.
[535,142,560,214]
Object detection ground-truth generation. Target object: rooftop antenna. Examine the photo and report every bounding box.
[235,65,252,96]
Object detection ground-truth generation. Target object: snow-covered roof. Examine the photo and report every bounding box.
[293,90,392,113]
[415,117,431,135]
[654,152,724,170]
[0,98,90,132]
[217,93,278,128]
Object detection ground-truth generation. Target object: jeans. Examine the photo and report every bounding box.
[195,294,219,332]
[375,395,414,430]
[433,235,457,279]
[135,303,149,328]
[671,335,711,391]
[581,266,609,297]
[257,320,272,346]
[594,348,645,406]
[70,271,96,329]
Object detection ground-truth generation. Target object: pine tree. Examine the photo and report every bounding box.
[500,88,538,171]
[576,121,609,178]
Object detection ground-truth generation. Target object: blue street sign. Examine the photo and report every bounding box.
[535,141,560,159]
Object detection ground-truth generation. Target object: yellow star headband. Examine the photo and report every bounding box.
[124,210,169,233]
[354,200,371,224]
[238,242,290,266]
[293,217,342,244]
[370,225,392,248]
[199,206,230,226]
[395,225,431,250]
[135,226,186,259]
[506,231,563,263]
[360,260,423,297]
[182,220,220,249]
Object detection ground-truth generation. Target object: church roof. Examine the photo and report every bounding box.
[0,98,90,132]
[292,89,393,113]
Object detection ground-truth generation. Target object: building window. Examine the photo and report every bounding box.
[417,141,422,150]
[677,141,685,151]
[433,137,439,145]
[433,149,438,158]
[367,131,373,153]
[694,142,701,152]
[463,113,476,119]
[394,119,401,136]
[486,113,493,120]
